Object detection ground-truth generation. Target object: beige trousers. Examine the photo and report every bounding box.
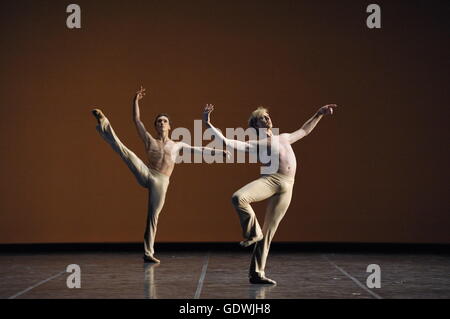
[96,117,170,258]
[232,173,294,278]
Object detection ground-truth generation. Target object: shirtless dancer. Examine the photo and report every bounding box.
[203,103,337,284]
[92,87,228,263]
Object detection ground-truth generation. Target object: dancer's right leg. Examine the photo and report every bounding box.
[231,176,278,247]
[92,109,150,188]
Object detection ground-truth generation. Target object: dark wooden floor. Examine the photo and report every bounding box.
[1,250,449,299]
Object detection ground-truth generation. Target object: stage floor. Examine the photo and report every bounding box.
[1,250,449,299]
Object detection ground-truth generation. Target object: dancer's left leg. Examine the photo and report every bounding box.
[143,169,170,263]
[249,174,294,284]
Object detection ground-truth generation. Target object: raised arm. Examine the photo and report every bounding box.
[202,104,257,153]
[287,104,337,144]
[133,86,154,148]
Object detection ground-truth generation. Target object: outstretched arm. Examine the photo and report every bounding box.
[177,142,231,160]
[133,86,154,148]
[287,104,337,144]
[202,104,257,153]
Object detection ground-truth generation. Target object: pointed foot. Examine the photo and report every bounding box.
[143,255,160,263]
[249,276,277,285]
[239,235,263,247]
[91,108,105,125]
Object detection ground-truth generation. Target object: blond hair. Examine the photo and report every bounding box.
[248,106,268,129]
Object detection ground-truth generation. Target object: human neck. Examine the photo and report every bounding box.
[264,128,273,137]
[157,131,170,142]
[256,128,273,138]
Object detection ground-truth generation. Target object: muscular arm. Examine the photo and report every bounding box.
[133,87,153,148]
[206,121,257,153]
[203,104,257,153]
[287,104,337,144]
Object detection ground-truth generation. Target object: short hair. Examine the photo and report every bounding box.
[154,113,171,126]
[248,106,269,129]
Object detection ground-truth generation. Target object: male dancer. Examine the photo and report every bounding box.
[92,87,228,263]
[203,103,337,284]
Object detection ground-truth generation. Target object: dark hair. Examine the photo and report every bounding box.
[154,113,171,126]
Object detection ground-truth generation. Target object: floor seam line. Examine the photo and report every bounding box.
[194,252,210,299]
[322,254,383,299]
[8,269,67,299]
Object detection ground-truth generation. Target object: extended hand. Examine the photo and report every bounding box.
[135,86,146,101]
[318,104,338,116]
[203,104,214,124]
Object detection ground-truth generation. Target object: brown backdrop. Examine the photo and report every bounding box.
[0,0,449,244]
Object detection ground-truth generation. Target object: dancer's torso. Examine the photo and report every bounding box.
[259,134,297,178]
[145,138,176,177]
[277,134,297,177]
[143,134,297,178]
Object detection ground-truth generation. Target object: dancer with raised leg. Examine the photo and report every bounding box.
[92,87,228,263]
[203,103,337,284]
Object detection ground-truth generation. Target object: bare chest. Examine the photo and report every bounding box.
[146,140,176,163]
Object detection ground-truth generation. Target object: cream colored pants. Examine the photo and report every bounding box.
[232,173,294,278]
[96,117,170,258]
